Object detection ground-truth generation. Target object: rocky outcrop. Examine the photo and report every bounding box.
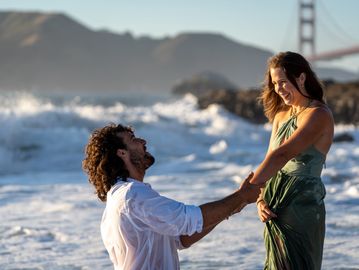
[197,88,266,123]
[173,76,359,126]
[324,80,359,125]
[172,71,238,96]
[333,133,355,143]
[172,71,266,122]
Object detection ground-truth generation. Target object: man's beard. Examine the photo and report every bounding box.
[144,152,155,169]
[130,151,155,170]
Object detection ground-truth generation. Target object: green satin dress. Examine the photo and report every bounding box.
[263,113,326,270]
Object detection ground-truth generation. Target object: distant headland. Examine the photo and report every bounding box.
[0,11,357,93]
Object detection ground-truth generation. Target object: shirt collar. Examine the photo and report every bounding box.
[116,177,151,187]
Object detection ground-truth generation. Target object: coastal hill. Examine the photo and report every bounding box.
[0,11,271,93]
[0,11,357,93]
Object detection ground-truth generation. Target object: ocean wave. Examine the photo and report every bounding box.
[0,93,265,176]
[3,225,63,243]
[0,92,358,187]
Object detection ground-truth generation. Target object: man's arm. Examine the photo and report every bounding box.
[180,173,261,248]
[180,223,218,248]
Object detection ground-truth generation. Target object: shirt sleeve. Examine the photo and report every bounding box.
[174,235,186,250]
[125,183,203,237]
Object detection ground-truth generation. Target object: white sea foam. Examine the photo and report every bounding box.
[209,139,228,154]
[0,92,358,269]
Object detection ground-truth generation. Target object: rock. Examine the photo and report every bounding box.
[333,133,355,143]
[173,77,359,125]
[172,71,238,97]
[197,88,266,123]
[325,81,359,125]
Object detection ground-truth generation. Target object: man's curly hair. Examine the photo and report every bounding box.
[82,123,133,202]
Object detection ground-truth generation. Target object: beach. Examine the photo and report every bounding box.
[1,92,358,269]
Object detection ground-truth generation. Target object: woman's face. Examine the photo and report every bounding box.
[270,67,305,107]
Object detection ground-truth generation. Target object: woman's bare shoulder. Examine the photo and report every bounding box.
[309,101,332,116]
[303,101,334,125]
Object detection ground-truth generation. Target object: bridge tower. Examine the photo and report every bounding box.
[299,0,316,58]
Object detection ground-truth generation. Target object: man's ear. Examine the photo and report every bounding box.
[117,149,128,160]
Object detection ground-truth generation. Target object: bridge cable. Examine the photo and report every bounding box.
[317,0,358,45]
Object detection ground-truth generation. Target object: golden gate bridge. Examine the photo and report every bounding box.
[298,0,359,62]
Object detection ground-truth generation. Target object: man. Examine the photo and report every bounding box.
[83,123,261,270]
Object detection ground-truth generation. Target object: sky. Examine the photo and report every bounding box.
[1,0,358,73]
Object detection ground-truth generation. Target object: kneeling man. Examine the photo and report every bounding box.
[82,124,260,270]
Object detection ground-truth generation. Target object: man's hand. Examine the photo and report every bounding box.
[184,172,263,247]
[238,172,263,204]
[231,173,263,216]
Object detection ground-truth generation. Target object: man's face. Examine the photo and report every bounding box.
[118,131,155,170]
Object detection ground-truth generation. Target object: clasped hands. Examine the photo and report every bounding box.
[231,172,263,216]
[233,172,277,222]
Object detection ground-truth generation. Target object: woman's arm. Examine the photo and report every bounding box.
[255,113,281,221]
[255,112,281,200]
[250,107,332,185]
[264,111,281,158]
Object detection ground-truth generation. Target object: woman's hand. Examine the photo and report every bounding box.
[257,200,277,222]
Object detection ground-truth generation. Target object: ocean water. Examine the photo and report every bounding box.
[0,92,358,270]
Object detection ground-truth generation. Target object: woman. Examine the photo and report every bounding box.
[249,51,334,269]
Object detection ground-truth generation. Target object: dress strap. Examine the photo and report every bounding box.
[290,99,313,119]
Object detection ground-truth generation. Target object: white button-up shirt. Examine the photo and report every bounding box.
[101,178,203,270]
